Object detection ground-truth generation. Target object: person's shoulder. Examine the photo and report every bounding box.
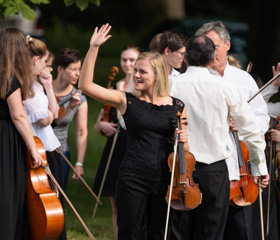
[226,64,253,79]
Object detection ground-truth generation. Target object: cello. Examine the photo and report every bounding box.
[26,136,64,240]
[27,136,96,240]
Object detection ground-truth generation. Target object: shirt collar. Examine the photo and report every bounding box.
[209,61,229,78]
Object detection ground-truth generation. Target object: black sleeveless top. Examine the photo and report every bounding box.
[120,92,185,182]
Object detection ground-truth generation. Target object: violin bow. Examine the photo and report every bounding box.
[246,61,253,73]
[247,71,280,103]
[265,131,275,235]
[258,178,265,240]
[56,148,102,206]
[43,165,95,240]
[92,124,120,218]
[164,131,179,240]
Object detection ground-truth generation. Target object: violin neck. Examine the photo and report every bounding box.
[178,142,186,174]
[232,131,245,167]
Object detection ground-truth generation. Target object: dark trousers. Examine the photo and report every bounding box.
[116,175,168,240]
[169,160,230,240]
[224,204,253,240]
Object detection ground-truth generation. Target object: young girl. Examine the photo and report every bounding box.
[79,24,189,239]
[0,28,43,239]
[24,37,66,240]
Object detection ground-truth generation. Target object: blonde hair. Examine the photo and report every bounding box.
[0,28,34,100]
[228,54,242,69]
[130,52,169,97]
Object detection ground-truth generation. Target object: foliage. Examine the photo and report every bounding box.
[0,0,100,21]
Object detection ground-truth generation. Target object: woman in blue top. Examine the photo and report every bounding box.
[79,24,189,239]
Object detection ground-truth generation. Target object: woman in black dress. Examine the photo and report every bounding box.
[0,28,43,239]
[79,24,189,239]
[92,44,140,238]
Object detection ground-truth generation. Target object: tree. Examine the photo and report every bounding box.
[0,0,100,21]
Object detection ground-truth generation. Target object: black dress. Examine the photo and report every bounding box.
[0,77,29,240]
[93,108,127,196]
[116,92,185,239]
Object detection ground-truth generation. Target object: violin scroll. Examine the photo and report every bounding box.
[103,66,119,122]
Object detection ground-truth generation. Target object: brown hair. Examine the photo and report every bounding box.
[26,35,48,58]
[54,48,83,69]
[0,28,34,99]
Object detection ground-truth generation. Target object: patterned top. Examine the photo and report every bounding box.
[53,87,87,152]
[119,92,184,182]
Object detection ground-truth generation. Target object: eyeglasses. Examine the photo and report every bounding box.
[176,50,185,56]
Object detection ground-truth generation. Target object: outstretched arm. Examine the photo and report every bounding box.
[78,23,127,115]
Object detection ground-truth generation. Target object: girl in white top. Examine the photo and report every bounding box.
[24,37,66,240]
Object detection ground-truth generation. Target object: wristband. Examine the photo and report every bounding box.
[75,162,83,167]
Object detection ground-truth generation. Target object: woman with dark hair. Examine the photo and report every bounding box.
[0,27,43,239]
[52,48,88,190]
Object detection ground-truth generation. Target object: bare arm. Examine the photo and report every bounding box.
[40,70,58,119]
[7,89,43,168]
[72,101,88,179]
[37,110,54,127]
[78,23,127,114]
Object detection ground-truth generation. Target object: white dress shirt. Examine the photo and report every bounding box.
[261,85,280,118]
[170,66,268,177]
[24,81,60,151]
[168,68,180,89]
[210,63,269,180]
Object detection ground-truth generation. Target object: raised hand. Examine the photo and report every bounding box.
[90,23,112,48]
[272,62,280,86]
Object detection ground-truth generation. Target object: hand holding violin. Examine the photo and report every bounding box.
[99,121,119,137]
[176,127,189,151]
[68,92,81,109]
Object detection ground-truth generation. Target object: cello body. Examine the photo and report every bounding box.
[229,138,258,206]
[27,136,64,240]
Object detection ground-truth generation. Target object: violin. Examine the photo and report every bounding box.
[229,131,258,206]
[56,89,82,118]
[166,112,202,210]
[26,136,64,240]
[102,66,119,122]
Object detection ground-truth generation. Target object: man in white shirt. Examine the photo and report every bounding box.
[170,35,269,240]
[195,21,270,240]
